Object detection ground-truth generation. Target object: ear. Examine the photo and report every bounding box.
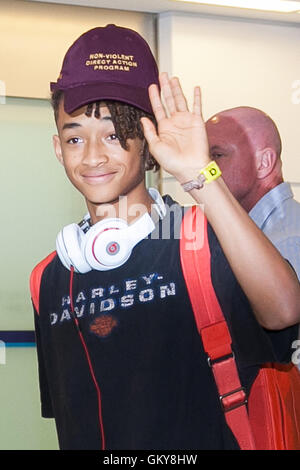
[255,147,277,180]
[53,134,64,166]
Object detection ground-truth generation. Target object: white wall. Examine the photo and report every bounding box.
[0,0,156,99]
[0,2,157,450]
[158,12,300,204]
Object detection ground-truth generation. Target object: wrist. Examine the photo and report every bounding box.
[174,158,212,184]
[179,160,222,191]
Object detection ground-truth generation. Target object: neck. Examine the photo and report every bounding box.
[240,177,284,212]
[86,182,154,225]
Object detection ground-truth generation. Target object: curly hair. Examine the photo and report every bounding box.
[51,90,159,172]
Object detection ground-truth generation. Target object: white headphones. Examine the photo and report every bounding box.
[56,188,166,273]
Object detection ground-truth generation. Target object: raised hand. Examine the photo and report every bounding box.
[141,72,211,183]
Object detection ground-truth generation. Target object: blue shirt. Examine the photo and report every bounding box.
[249,182,300,280]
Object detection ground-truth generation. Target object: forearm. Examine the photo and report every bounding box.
[143,75,300,329]
[182,174,300,330]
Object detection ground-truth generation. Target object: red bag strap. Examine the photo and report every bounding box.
[180,206,256,450]
[30,251,56,315]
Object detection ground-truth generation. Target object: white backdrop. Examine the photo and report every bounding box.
[158,12,300,203]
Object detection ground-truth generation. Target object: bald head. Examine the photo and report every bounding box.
[213,106,282,158]
[205,106,283,212]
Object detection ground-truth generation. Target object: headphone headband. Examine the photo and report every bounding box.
[56,188,166,273]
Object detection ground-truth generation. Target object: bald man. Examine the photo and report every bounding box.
[206,106,300,280]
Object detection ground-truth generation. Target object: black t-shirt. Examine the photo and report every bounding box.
[33,196,297,450]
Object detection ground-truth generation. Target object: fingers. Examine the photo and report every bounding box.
[148,83,166,122]
[169,76,188,113]
[140,117,160,150]
[160,73,176,115]
[149,72,188,120]
[193,86,203,118]
[148,72,203,120]
[160,73,188,115]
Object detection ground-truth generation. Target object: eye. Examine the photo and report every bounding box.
[107,133,119,141]
[67,137,83,145]
[105,133,120,144]
[212,152,224,159]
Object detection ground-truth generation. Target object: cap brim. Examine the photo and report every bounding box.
[62,82,154,115]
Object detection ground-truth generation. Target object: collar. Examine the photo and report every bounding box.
[248,182,293,228]
[77,187,166,232]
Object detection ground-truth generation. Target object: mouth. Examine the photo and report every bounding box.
[81,171,117,185]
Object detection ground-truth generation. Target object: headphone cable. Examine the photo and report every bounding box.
[69,266,106,450]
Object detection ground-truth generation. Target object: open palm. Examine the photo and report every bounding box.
[141,73,210,181]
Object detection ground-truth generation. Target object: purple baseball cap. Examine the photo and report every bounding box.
[50,24,159,115]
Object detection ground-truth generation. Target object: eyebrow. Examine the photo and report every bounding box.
[210,145,224,151]
[62,123,81,130]
[62,116,112,131]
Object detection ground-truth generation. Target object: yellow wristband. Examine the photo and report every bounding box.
[181,161,221,192]
[199,161,222,183]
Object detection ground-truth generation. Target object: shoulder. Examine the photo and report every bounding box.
[30,251,57,314]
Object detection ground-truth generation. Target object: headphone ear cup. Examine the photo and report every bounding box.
[56,199,161,273]
[56,224,92,273]
[84,218,131,271]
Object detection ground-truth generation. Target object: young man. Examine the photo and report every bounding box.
[31,25,300,450]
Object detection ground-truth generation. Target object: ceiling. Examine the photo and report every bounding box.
[26,0,300,24]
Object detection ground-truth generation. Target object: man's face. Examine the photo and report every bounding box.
[53,101,145,209]
[205,115,257,204]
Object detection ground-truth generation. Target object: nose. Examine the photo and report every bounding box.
[82,138,109,167]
